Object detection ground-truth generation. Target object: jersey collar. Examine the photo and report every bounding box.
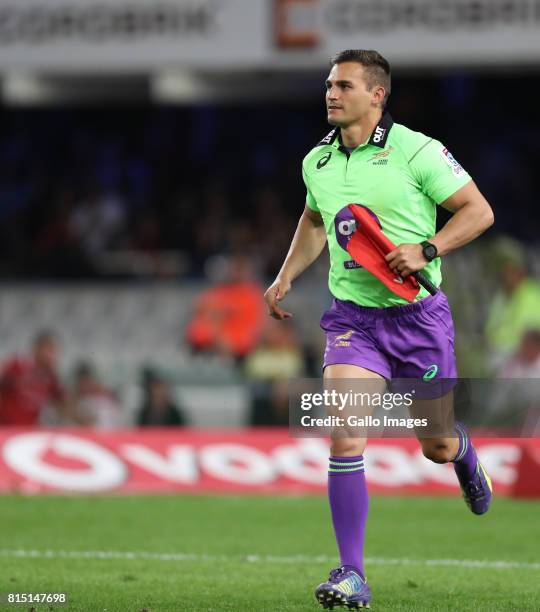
[317,112,394,150]
[367,111,393,148]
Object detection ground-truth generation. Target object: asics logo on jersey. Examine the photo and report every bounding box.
[317,152,332,169]
[372,126,386,143]
[423,364,439,381]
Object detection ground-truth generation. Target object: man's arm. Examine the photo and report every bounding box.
[429,181,495,255]
[386,181,494,277]
[264,205,327,319]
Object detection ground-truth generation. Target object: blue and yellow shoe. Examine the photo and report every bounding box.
[315,565,371,609]
[458,460,493,515]
[453,422,493,515]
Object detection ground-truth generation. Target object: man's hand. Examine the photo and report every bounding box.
[264,277,293,319]
[385,243,427,278]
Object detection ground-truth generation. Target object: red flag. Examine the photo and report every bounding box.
[346,204,420,303]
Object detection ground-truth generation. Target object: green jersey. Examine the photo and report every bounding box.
[303,113,472,307]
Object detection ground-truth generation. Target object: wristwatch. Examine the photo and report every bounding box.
[421,241,438,262]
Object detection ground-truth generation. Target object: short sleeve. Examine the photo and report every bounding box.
[409,138,472,204]
[302,164,319,212]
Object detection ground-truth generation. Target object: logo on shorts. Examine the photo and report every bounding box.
[422,364,439,381]
[334,330,354,347]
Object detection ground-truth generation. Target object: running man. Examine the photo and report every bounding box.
[264,50,495,609]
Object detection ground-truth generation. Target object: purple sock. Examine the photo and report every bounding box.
[328,455,368,576]
[453,422,478,480]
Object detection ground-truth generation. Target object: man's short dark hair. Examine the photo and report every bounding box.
[331,49,391,108]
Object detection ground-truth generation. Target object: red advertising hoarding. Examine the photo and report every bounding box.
[0,428,537,496]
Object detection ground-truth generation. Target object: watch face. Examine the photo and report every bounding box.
[424,244,437,261]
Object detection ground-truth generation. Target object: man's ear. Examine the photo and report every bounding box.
[372,85,386,108]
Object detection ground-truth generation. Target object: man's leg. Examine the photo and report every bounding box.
[315,364,384,609]
[326,364,382,576]
[413,390,459,463]
[414,392,493,515]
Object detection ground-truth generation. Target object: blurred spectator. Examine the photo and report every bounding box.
[245,318,305,382]
[490,330,540,428]
[192,186,229,266]
[186,255,265,361]
[69,188,127,256]
[32,186,96,278]
[485,237,540,371]
[253,187,297,277]
[499,330,540,379]
[71,361,123,429]
[245,319,305,425]
[137,371,185,427]
[0,330,86,426]
[129,210,162,252]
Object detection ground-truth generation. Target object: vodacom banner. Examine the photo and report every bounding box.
[0,428,538,496]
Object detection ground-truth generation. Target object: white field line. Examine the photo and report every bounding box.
[0,549,539,571]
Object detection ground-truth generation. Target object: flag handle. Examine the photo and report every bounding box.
[413,271,439,296]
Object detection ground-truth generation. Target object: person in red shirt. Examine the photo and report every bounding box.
[0,330,79,426]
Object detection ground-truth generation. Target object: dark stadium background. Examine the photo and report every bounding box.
[1,74,537,282]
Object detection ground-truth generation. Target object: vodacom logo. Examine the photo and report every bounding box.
[0,432,520,493]
[3,432,127,492]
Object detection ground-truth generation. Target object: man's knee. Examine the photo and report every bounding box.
[330,437,366,457]
[420,439,458,464]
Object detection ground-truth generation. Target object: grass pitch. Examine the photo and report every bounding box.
[0,494,539,611]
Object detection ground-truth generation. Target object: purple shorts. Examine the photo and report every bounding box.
[321,291,457,381]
